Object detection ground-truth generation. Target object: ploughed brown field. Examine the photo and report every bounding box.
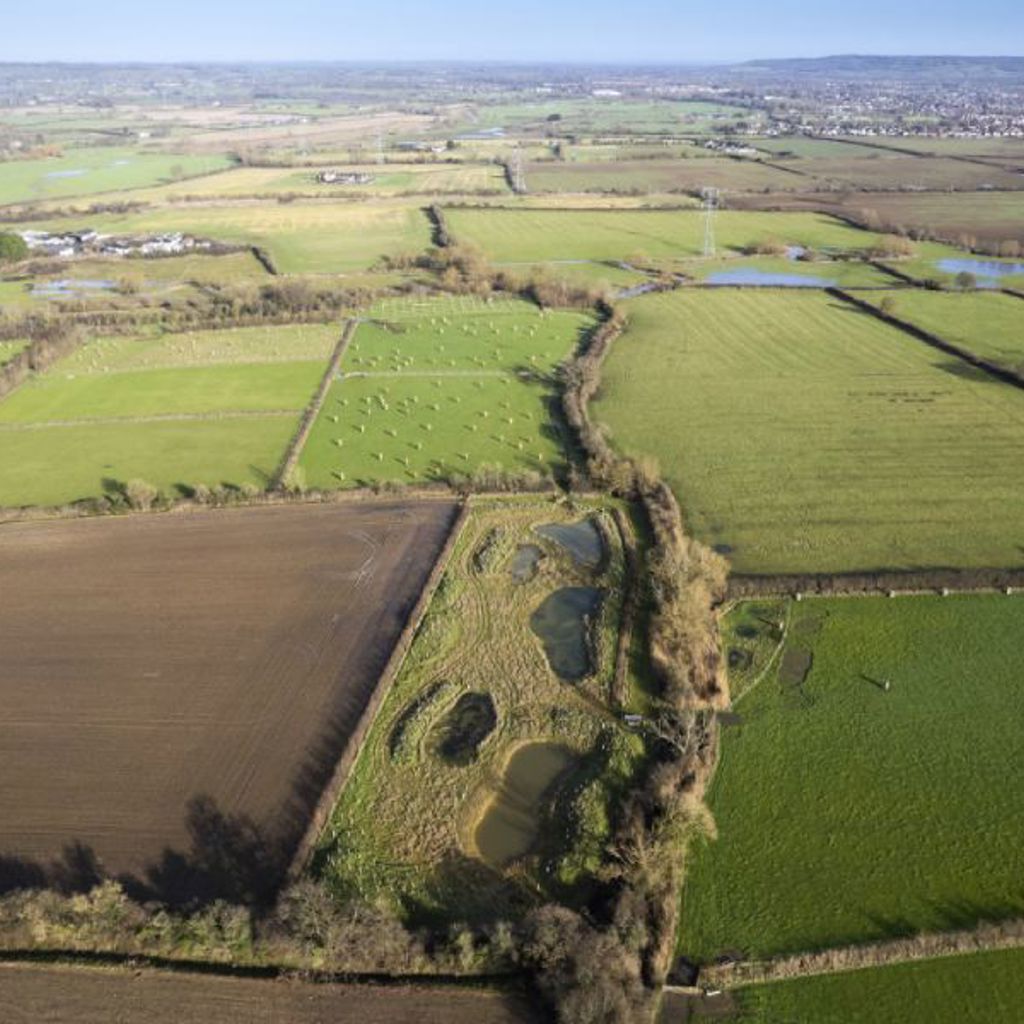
[0,500,458,903]
[0,964,533,1023]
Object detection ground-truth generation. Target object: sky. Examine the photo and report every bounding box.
[2,0,1023,63]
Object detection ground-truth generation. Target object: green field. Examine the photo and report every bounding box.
[59,323,341,373]
[593,289,1024,572]
[865,290,1024,369]
[120,162,509,199]
[723,948,1024,1023]
[681,594,1024,959]
[317,498,640,922]
[0,361,324,423]
[524,158,797,194]
[21,200,431,273]
[445,208,884,267]
[0,416,294,507]
[462,98,755,136]
[0,323,344,506]
[0,147,232,205]
[299,296,591,487]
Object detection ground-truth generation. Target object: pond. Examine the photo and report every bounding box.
[432,692,497,766]
[536,518,604,569]
[530,586,603,681]
[705,268,835,288]
[32,279,117,299]
[510,543,543,584]
[474,742,575,867]
[936,258,1024,282]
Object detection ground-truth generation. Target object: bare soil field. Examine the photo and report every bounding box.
[0,500,458,904]
[0,963,532,1024]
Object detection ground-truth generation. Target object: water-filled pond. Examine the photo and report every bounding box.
[936,258,1024,282]
[530,586,603,681]
[705,268,835,287]
[432,692,497,766]
[510,543,543,584]
[536,518,604,569]
[474,742,575,867]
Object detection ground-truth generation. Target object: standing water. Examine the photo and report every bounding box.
[474,743,574,867]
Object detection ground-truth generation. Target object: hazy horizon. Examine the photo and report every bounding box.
[2,0,1022,64]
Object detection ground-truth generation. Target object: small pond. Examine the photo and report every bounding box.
[432,692,497,766]
[44,168,87,179]
[530,586,603,681]
[536,518,604,569]
[474,742,574,867]
[705,268,835,288]
[510,543,543,584]
[936,258,1024,282]
[32,279,117,299]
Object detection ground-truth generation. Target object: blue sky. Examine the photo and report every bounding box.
[2,0,1023,63]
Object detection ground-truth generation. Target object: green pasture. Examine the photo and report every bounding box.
[59,323,341,374]
[444,208,883,267]
[682,593,1024,959]
[0,360,324,423]
[593,289,1024,573]
[724,948,1024,1023]
[464,98,753,135]
[0,416,294,507]
[0,146,232,206]
[524,158,796,194]
[299,297,591,487]
[864,289,1024,369]
[130,162,508,198]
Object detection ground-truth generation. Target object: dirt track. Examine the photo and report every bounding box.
[0,500,458,902]
[0,963,534,1024]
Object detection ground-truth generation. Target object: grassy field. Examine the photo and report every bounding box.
[720,948,1024,1023]
[0,147,232,205]
[0,361,325,422]
[118,162,509,199]
[864,290,1024,370]
[0,323,345,506]
[463,98,754,136]
[299,296,592,488]
[524,158,798,194]
[681,594,1024,959]
[849,191,1024,246]
[787,154,1024,191]
[0,417,295,507]
[316,498,641,923]
[445,208,884,267]
[593,289,1024,573]
[60,323,341,372]
[22,201,431,273]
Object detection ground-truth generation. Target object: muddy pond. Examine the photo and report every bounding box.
[474,742,575,867]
